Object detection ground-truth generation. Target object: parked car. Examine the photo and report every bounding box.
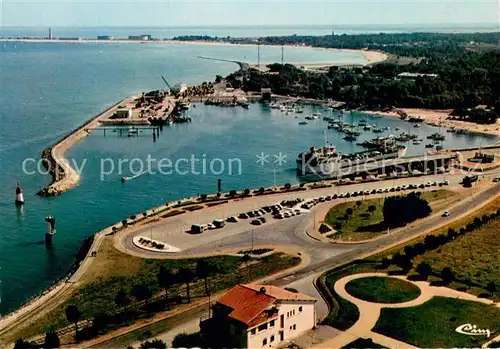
[442,210,451,217]
[258,217,266,223]
[227,216,238,223]
[250,219,262,225]
[238,213,248,219]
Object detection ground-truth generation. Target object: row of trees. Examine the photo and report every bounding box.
[15,260,221,348]
[381,209,500,291]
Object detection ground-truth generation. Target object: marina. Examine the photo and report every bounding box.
[0,39,498,318]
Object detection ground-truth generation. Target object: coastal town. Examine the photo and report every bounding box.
[1,5,500,349]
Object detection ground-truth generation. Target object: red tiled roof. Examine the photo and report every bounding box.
[216,284,316,327]
[216,285,275,326]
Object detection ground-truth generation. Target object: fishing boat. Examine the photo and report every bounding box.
[127,129,139,137]
[425,143,434,148]
[436,145,444,151]
[413,140,422,145]
[299,121,308,125]
[414,124,421,128]
[427,132,445,141]
[343,135,357,142]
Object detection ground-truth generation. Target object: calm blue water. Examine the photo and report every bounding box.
[0,37,497,316]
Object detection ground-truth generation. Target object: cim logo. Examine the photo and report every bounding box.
[455,324,493,338]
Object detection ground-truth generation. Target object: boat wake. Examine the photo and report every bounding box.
[121,171,147,182]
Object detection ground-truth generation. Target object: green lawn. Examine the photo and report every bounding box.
[322,264,377,330]
[373,296,500,348]
[324,190,454,241]
[345,276,421,303]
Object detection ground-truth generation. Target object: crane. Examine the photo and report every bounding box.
[161,76,173,92]
[161,76,180,97]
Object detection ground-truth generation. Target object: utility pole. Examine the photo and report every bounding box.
[281,45,284,65]
[257,43,261,68]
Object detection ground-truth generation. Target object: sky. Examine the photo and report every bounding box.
[0,0,499,27]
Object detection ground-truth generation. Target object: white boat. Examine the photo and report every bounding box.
[296,144,407,176]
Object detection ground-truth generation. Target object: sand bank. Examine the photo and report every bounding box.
[363,108,500,137]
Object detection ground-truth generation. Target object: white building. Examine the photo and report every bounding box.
[201,284,317,348]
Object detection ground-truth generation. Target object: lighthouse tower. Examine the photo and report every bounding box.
[15,182,25,205]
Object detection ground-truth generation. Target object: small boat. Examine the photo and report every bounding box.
[296,109,304,114]
[414,124,421,128]
[121,176,130,182]
[413,140,422,145]
[127,130,138,137]
[395,127,400,131]
[446,128,456,133]
[436,145,444,151]
[299,121,307,125]
[313,112,322,117]
[363,125,372,131]
[425,143,434,148]
[343,135,357,142]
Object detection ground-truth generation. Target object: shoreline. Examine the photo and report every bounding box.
[361,108,500,138]
[0,38,388,66]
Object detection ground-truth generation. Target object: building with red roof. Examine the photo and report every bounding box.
[200,284,317,348]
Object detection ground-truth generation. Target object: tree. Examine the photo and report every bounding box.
[13,338,37,349]
[258,187,265,194]
[172,333,202,348]
[416,262,432,280]
[243,188,251,196]
[139,339,168,349]
[346,207,354,217]
[178,267,194,303]
[367,205,377,215]
[356,201,362,210]
[114,289,131,313]
[131,284,153,304]
[65,305,81,339]
[157,266,176,309]
[92,312,109,334]
[487,281,497,293]
[284,183,292,190]
[196,260,217,295]
[441,267,454,284]
[44,330,60,348]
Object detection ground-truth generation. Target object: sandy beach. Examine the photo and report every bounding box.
[363,108,500,137]
[0,38,388,66]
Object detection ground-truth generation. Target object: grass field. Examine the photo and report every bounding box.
[373,297,500,348]
[411,218,500,298]
[10,238,300,342]
[345,276,421,303]
[376,197,500,300]
[323,190,456,241]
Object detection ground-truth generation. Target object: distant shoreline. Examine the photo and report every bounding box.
[0,38,388,65]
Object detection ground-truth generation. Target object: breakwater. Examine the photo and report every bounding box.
[37,98,131,196]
